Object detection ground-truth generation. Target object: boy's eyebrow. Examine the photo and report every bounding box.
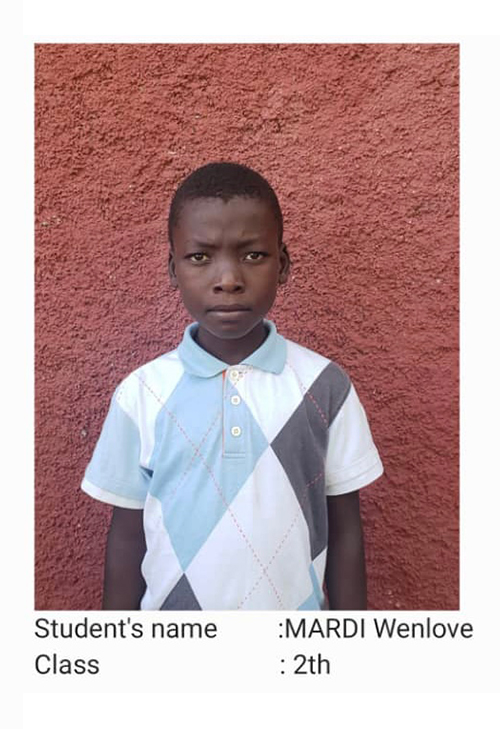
[186,237,263,249]
[185,240,217,248]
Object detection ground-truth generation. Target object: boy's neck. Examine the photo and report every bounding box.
[194,320,268,365]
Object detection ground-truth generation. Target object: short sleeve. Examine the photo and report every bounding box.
[325,384,383,496]
[81,386,151,509]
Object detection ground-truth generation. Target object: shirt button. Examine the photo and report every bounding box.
[230,395,241,406]
[229,369,239,382]
[231,426,242,437]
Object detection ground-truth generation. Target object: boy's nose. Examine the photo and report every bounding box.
[213,265,244,293]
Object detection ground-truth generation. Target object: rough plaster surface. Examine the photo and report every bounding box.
[35,44,459,610]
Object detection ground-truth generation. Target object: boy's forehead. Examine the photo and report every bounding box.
[175,196,278,238]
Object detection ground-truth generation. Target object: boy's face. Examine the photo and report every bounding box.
[169,196,289,356]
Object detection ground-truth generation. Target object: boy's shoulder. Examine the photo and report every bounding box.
[283,334,351,385]
[112,345,184,413]
[278,334,353,421]
[284,334,333,368]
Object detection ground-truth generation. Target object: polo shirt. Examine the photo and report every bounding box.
[81,321,383,610]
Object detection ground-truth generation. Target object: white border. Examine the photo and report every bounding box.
[21,1,500,40]
[10,0,500,714]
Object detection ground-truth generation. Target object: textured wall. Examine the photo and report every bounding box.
[35,44,459,610]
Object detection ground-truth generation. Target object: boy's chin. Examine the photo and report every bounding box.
[198,316,266,341]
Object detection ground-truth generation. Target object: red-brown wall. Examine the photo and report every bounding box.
[35,44,459,610]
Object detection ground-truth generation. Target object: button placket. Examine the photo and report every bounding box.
[223,368,246,457]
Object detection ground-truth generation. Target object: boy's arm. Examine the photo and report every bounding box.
[102,506,147,610]
[325,490,367,610]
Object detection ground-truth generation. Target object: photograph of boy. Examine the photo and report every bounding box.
[35,44,459,611]
[81,162,384,610]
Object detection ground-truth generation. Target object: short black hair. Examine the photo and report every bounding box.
[168,161,283,245]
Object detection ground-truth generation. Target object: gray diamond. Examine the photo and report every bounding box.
[272,362,350,559]
[160,574,202,610]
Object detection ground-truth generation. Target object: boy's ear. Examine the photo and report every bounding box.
[168,250,178,288]
[278,242,291,284]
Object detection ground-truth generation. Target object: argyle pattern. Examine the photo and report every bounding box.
[82,321,383,610]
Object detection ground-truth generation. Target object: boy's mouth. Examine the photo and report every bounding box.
[207,304,251,312]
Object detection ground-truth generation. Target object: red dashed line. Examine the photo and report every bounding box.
[237,470,324,609]
[133,374,165,407]
[306,392,329,428]
[134,373,284,608]
[163,412,222,509]
[164,407,285,608]
[286,361,329,428]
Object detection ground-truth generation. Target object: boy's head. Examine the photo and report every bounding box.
[168,161,284,247]
[168,162,290,358]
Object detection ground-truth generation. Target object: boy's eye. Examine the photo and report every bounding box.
[188,252,210,263]
[244,252,267,261]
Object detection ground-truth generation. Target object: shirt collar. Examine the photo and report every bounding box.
[177,320,287,378]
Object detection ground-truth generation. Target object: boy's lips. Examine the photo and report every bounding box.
[207,304,251,312]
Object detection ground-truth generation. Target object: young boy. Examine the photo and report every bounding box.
[81,161,383,610]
